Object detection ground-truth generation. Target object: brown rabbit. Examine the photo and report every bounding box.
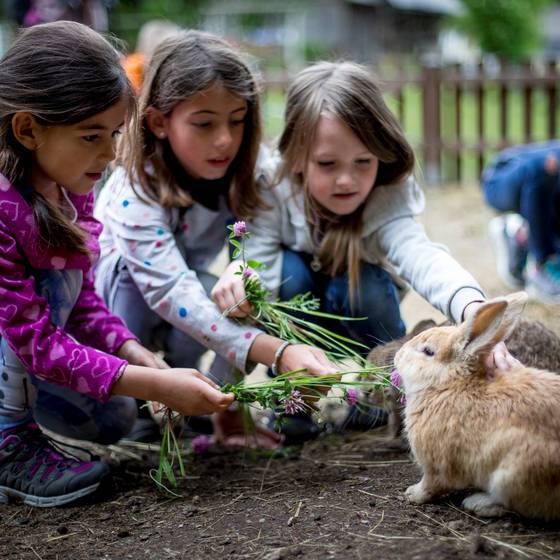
[369,316,560,441]
[394,292,560,520]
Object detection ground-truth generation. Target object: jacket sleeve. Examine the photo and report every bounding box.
[0,221,127,402]
[102,190,262,373]
[65,268,138,354]
[243,178,286,298]
[374,216,485,323]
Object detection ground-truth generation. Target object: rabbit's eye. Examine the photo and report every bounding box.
[422,346,435,357]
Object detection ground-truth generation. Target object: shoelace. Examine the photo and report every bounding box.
[13,426,85,472]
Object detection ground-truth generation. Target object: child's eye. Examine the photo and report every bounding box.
[111,129,122,139]
[192,122,211,128]
[82,134,99,143]
[356,159,372,165]
[421,346,435,357]
[230,119,245,126]
[317,161,334,167]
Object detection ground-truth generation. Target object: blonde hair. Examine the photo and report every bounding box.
[119,29,265,218]
[0,21,134,255]
[278,61,415,302]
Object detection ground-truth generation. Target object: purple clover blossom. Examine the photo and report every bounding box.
[242,268,253,279]
[390,369,402,388]
[282,390,305,415]
[390,369,407,405]
[232,221,247,238]
[346,387,359,407]
[191,434,212,455]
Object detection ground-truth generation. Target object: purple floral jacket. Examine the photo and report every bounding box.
[0,174,136,402]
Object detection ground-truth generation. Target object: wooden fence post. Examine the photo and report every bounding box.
[422,64,441,184]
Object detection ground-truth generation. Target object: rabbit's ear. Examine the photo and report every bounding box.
[459,292,528,359]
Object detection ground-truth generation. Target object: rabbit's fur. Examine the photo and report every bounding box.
[368,315,560,441]
[394,292,560,520]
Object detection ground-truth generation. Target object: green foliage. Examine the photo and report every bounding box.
[453,0,553,61]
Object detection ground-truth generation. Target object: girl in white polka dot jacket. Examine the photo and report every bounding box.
[94,30,336,448]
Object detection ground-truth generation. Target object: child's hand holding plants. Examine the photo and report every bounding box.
[211,260,254,318]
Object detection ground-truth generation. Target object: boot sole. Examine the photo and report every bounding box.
[0,482,101,507]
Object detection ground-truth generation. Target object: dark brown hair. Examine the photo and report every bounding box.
[0,21,134,254]
[119,29,264,219]
[278,61,415,301]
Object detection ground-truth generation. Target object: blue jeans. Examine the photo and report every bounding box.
[483,151,560,263]
[279,249,405,352]
[0,269,136,444]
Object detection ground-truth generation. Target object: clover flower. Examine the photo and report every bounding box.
[233,221,247,238]
[390,369,401,388]
[191,434,212,455]
[346,387,359,406]
[282,390,305,415]
[242,268,253,279]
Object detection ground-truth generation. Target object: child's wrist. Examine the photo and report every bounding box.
[270,341,292,376]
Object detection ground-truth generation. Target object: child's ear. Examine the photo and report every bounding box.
[145,106,168,140]
[11,112,42,151]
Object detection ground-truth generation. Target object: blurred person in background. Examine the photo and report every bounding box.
[483,141,560,304]
[4,0,112,32]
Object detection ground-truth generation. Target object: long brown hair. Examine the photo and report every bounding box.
[0,21,134,255]
[119,29,264,219]
[278,61,415,302]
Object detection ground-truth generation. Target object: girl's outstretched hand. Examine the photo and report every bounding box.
[114,366,234,417]
[211,260,253,318]
[117,339,168,369]
[279,344,340,399]
[156,369,234,416]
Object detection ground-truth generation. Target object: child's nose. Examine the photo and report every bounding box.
[214,126,233,149]
[100,138,117,163]
[336,171,353,188]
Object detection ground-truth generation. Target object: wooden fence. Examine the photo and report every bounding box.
[265,58,560,184]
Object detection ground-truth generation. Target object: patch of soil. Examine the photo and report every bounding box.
[3,432,560,560]
[3,184,560,559]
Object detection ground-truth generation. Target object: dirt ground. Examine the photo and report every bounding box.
[3,184,560,560]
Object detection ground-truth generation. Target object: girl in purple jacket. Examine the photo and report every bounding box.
[0,21,233,507]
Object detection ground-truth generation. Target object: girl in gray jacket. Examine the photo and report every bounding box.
[213,61,518,434]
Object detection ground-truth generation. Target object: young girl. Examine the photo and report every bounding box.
[0,21,233,508]
[94,30,335,446]
[214,61,518,407]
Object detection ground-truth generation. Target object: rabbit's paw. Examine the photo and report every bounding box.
[405,481,433,504]
[462,492,507,518]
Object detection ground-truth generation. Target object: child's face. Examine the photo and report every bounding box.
[162,84,247,180]
[304,115,378,216]
[30,96,127,198]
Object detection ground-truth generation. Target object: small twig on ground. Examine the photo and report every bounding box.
[445,501,491,524]
[24,546,43,560]
[45,532,79,543]
[287,500,303,526]
[368,510,385,534]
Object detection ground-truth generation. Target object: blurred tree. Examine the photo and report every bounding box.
[454,0,554,61]
[110,0,207,49]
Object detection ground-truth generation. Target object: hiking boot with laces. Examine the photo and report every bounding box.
[526,256,560,304]
[0,422,109,507]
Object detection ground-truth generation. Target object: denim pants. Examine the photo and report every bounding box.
[483,158,560,263]
[0,270,136,444]
[279,249,405,352]
[101,261,236,384]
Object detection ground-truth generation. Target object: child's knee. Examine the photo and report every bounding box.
[279,250,315,299]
